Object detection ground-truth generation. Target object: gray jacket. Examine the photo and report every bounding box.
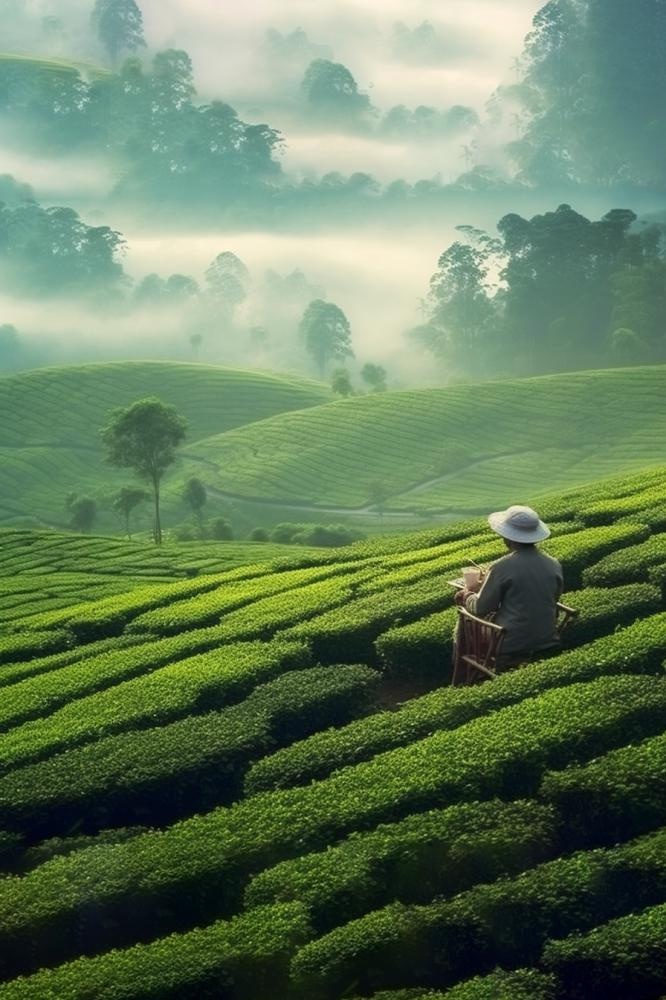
[465,547,563,657]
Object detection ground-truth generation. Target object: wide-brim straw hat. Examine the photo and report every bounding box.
[488,505,550,543]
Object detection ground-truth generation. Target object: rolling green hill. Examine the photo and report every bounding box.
[0,362,330,529]
[0,52,110,81]
[0,466,665,997]
[185,366,666,513]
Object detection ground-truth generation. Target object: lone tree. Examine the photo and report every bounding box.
[299,299,353,378]
[66,494,98,534]
[112,486,147,539]
[91,0,146,64]
[360,362,387,392]
[182,476,207,534]
[331,367,353,397]
[102,397,187,545]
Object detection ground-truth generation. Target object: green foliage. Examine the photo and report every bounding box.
[291,829,666,998]
[0,664,379,840]
[540,731,666,849]
[0,903,311,999]
[245,800,557,932]
[246,611,666,795]
[299,300,353,378]
[102,396,187,545]
[91,0,146,64]
[542,901,666,1000]
[582,532,666,586]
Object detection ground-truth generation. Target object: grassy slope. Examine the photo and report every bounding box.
[0,529,326,623]
[0,362,330,528]
[185,366,666,512]
[0,466,664,996]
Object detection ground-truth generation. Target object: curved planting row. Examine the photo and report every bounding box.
[0,467,665,997]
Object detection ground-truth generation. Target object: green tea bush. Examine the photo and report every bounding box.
[0,634,147,690]
[583,532,666,587]
[0,639,309,773]
[244,800,557,932]
[545,522,649,587]
[290,829,666,998]
[0,630,72,666]
[0,664,379,839]
[353,969,557,1000]
[540,732,666,849]
[0,675,662,976]
[0,903,312,1000]
[375,608,457,680]
[245,613,666,794]
[282,577,453,665]
[542,901,666,1000]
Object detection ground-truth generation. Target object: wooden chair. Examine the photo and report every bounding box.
[452,602,579,687]
[555,601,579,639]
[451,607,506,687]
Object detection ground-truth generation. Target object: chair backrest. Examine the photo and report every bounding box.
[456,607,506,671]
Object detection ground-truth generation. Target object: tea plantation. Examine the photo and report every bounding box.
[0,464,665,997]
[0,362,330,529]
[186,365,666,512]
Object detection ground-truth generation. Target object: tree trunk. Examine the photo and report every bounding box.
[153,475,162,546]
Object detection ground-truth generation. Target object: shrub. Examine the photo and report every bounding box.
[582,532,666,587]
[0,639,310,773]
[249,528,270,542]
[542,901,666,1000]
[0,630,72,666]
[290,829,666,998]
[0,903,311,1000]
[245,612,666,794]
[209,517,233,540]
[375,608,457,680]
[0,664,379,840]
[351,970,557,1000]
[244,800,557,932]
[0,675,663,977]
[539,731,666,849]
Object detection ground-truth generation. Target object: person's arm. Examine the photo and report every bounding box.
[465,564,505,618]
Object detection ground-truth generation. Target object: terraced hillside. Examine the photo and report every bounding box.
[0,465,666,998]
[0,529,324,626]
[185,366,666,513]
[0,363,330,529]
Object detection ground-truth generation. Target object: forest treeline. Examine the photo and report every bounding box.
[414,204,666,377]
[2,182,664,381]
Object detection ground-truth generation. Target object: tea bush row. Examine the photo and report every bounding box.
[0,625,275,736]
[350,970,557,1000]
[374,583,660,680]
[0,664,378,842]
[244,800,557,932]
[290,828,666,998]
[540,731,666,849]
[125,563,359,636]
[0,630,72,666]
[0,675,662,974]
[0,635,147,690]
[0,639,309,773]
[0,902,312,1000]
[245,611,666,794]
[542,901,666,1000]
[583,531,666,586]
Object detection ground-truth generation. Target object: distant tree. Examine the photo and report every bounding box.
[102,397,187,546]
[67,494,98,534]
[91,0,146,65]
[301,59,372,121]
[182,476,207,534]
[367,480,390,521]
[205,252,250,317]
[299,299,354,378]
[165,274,199,301]
[112,485,147,539]
[331,367,353,397]
[209,516,233,540]
[249,527,270,542]
[189,333,203,357]
[360,362,387,392]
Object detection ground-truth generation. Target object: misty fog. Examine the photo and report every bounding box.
[2,0,666,385]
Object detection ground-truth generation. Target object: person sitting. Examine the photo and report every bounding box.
[455,505,563,670]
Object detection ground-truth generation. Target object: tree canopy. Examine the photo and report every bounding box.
[299,300,354,378]
[102,397,187,545]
